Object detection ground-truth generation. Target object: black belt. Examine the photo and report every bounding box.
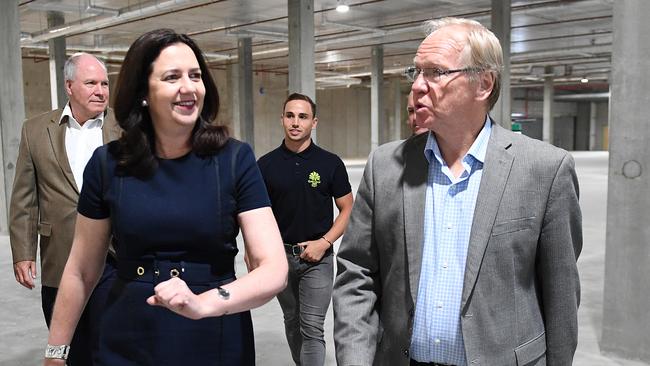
[410,360,456,366]
[283,243,334,257]
[118,259,234,285]
[284,243,304,256]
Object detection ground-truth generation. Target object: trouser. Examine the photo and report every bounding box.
[42,256,117,366]
[277,251,333,366]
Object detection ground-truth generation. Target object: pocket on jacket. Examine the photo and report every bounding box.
[38,222,52,237]
[514,331,546,365]
[492,216,535,236]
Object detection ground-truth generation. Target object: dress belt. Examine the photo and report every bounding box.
[283,243,334,257]
[118,259,234,285]
[410,360,456,366]
[284,243,304,256]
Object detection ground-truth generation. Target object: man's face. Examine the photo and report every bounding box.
[411,25,477,134]
[281,99,317,144]
[407,92,428,135]
[65,55,109,123]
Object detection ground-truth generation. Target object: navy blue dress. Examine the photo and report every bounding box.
[78,139,270,366]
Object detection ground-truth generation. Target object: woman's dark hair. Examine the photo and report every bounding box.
[112,28,228,179]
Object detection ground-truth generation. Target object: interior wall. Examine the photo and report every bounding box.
[512,97,578,143]
[511,88,611,151]
[22,57,609,159]
[553,116,576,151]
[316,87,372,159]
[211,68,232,132]
[595,101,609,150]
[575,102,590,151]
[252,71,288,156]
[22,58,52,119]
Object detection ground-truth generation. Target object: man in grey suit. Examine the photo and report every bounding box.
[333,17,581,366]
[10,53,121,365]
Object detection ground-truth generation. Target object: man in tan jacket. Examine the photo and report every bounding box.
[10,53,121,365]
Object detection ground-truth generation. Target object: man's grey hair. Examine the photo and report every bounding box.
[422,17,503,110]
[63,52,107,82]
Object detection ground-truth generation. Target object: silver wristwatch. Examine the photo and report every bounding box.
[44,344,70,360]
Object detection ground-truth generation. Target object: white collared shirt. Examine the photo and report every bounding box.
[60,103,105,190]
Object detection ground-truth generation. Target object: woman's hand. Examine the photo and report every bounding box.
[146,277,206,320]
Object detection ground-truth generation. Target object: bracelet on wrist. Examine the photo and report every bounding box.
[321,236,333,247]
[45,344,70,360]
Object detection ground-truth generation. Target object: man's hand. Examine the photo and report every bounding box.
[299,238,330,263]
[14,260,37,289]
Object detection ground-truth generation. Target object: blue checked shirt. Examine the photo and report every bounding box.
[410,118,492,365]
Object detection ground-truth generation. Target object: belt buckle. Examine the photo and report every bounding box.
[292,245,303,256]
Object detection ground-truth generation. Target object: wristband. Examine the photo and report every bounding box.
[321,236,333,247]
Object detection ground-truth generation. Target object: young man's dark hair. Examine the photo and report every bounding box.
[283,92,317,117]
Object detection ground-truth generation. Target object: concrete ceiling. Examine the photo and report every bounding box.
[18,0,613,91]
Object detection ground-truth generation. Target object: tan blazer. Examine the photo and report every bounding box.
[9,108,122,288]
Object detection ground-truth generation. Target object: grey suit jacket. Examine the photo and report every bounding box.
[333,122,582,366]
[9,108,122,288]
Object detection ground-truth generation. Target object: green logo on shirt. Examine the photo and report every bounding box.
[308,171,321,187]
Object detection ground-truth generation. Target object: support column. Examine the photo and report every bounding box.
[287,0,316,141]
[48,11,67,109]
[0,1,25,232]
[393,78,402,141]
[602,1,650,362]
[370,45,383,150]
[542,66,554,145]
[490,0,511,129]
[589,101,597,150]
[228,63,241,139]
[238,38,254,149]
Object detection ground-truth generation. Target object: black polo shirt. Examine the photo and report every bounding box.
[257,140,351,244]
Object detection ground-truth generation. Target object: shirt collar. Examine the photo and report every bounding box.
[424,115,492,168]
[280,139,316,160]
[59,103,105,129]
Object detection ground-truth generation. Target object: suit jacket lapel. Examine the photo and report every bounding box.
[102,109,122,143]
[461,124,514,311]
[402,134,428,305]
[46,111,79,194]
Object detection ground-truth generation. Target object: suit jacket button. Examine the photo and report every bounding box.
[403,349,409,357]
[409,308,415,317]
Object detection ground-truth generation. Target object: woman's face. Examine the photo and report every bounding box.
[145,42,206,133]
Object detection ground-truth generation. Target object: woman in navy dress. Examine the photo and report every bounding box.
[44,29,288,366]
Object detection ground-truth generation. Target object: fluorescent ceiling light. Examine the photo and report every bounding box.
[336,1,349,13]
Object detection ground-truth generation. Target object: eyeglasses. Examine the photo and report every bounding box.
[404,66,481,83]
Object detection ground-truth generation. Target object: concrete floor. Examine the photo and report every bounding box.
[1,151,648,365]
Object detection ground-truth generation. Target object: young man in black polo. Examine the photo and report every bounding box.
[258,93,353,366]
